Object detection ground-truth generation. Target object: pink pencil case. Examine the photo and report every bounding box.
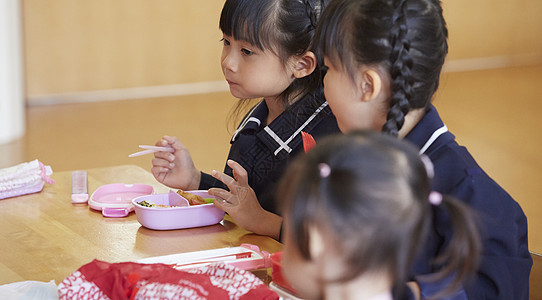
[0,159,55,200]
[137,244,272,271]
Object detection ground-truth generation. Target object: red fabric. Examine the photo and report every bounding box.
[77,260,227,299]
[58,259,279,300]
[301,131,316,153]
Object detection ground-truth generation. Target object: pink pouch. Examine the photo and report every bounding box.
[0,159,55,200]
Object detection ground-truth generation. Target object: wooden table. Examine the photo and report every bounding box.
[0,165,283,285]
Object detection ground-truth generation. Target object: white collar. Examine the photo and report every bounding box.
[419,125,448,155]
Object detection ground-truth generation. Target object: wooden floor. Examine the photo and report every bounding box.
[1,65,541,253]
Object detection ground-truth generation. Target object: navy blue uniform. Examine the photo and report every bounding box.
[199,93,340,214]
[405,106,532,299]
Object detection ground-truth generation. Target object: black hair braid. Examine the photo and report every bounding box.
[302,0,326,32]
[383,0,413,136]
[302,0,317,31]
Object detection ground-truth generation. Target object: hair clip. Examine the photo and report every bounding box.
[420,154,435,179]
[318,163,331,178]
[429,191,443,206]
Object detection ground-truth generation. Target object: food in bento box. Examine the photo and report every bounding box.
[137,200,181,208]
[177,189,207,205]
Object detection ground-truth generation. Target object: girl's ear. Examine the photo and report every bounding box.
[308,225,344,281]
[308,225,325,260]
[292,51,317,79]
[358,69,383,103]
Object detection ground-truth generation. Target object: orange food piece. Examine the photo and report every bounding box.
[177,190,206,205]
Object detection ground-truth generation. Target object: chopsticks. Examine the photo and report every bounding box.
[136,245,270,271]
[128,145,174,157]
[166,251,253,269]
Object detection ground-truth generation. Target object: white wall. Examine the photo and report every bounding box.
[0,0,25,144]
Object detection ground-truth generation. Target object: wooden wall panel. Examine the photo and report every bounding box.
[444,0,542,59]
[22,0,542,102]
[23,0,225,96]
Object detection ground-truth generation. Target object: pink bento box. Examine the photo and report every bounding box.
[132,190,225,230]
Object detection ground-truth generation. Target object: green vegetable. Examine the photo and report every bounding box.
[138,200,154,207]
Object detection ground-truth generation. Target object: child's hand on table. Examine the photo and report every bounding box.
[151,135,201,191]
[209,160,282,240]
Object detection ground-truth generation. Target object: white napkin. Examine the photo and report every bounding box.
[0,280,58,300]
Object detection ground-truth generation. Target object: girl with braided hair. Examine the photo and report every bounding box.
[313,0,531,298]
[151,0,339,239]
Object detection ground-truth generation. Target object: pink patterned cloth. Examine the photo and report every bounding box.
[58,259,278,300]
[0,159,55,200]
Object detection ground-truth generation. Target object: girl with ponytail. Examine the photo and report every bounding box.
[279,131,480,299]
[314,0,531,298]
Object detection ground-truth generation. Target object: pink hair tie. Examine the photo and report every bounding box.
[318,163,331,178]
[429,191,442,206]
